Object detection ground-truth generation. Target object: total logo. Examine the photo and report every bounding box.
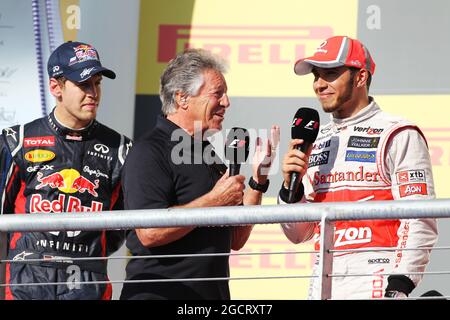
[24,136,55,148]
[36,168,99,197]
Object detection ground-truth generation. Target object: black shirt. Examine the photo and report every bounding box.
[120,116,231,300]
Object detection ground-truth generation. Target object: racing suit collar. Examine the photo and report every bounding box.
[47,108,98,141]
[331,97,381,128]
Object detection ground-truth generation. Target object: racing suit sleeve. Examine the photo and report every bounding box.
[105,185,126,255]
[0,134,21,215]
[104,136,133,255]
[279,181,317,244]
[383,128,438,295]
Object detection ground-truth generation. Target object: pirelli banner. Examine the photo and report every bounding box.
[135,0,450,299]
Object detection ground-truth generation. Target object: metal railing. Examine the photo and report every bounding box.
[1,198,450,300]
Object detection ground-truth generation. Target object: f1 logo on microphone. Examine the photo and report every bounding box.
[292,118,319,130]
[228,139,246,149]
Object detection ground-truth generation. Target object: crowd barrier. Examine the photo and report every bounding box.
[1,199,450,300]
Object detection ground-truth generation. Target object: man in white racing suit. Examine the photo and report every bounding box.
[280,35,438,299]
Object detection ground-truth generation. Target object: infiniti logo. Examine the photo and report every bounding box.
[94,144,109,154]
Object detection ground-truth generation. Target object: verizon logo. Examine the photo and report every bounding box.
[24,136,55,148]
[335,227,372,247]
[353,126,384,135]
[158,24,333,63]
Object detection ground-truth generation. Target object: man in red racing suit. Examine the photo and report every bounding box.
[279,36,437,299]
[0,41,132,300]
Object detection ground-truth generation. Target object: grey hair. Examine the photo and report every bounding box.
[159,48,228,115]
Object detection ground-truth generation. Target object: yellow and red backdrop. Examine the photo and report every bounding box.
[135,0,450,299]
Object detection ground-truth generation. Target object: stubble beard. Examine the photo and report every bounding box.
[320,80,354,114]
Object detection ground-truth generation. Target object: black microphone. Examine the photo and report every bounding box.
[288,107,320,203]
[224,127,250,176]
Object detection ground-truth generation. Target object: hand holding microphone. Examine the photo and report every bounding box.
[208,128,250,206]
[282,108,320,203]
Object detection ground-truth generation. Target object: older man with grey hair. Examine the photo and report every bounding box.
[120,49,278,300]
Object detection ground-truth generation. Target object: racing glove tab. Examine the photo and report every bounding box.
[385,275,415,297]
[279,182,304,204]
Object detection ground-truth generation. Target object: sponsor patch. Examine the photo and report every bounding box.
[368,258,390,264]
[24,136,55,148]
[313,139,331,150]
[399,183,428,197]
[30,194,103,213]
[313,166,380,185]
[4,128,17,142]
[320,127,331,134]
[347,136,380,149]
[26,165,54,172]
[36,168,100,197]
[308,151,329,167]
[24,150,56,163]
[353,126,384,135]
[396,170,426,184]
[334,227,372,247]
[345,150,376,163]
[71,44,99,65]
[87,143,112,160]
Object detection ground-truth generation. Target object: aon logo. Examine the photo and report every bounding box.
[335,227,372,247]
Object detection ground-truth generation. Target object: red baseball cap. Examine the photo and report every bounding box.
[294,36,376,76]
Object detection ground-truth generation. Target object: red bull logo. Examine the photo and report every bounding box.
[36,172,65,189]
[72,44,99,63]
[35,168,99,197]
[71,175,99,197]
[30,194,103,213]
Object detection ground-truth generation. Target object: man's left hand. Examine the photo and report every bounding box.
[251,125,280,184]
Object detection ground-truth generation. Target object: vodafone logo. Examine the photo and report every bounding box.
[315,40,328,53]
[24,136,55,148]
